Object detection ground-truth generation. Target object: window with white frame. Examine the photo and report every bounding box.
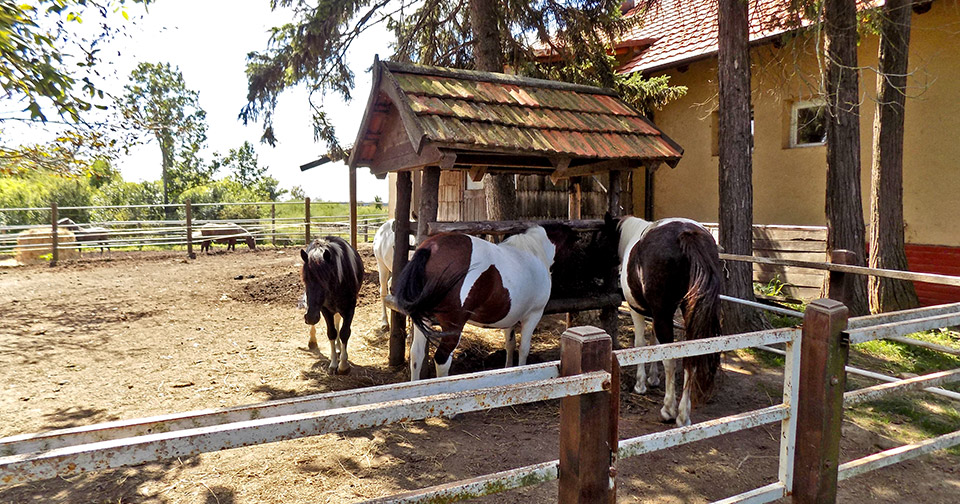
[790,100,827,147]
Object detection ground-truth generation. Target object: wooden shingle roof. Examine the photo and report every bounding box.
[348,58,682,179]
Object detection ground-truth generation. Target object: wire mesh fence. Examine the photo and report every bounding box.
[0,201,389,259]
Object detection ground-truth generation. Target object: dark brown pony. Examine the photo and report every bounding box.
[57,218,109,253]
[301,236,364,374]
[611,214,722,426]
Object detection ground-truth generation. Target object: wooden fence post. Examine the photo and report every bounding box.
[607,170,622,217]
[417,166,440,244]
[559,326,618,504]
[349,166,358,249]
[50,202,58,267]
[828,249,856,305]
[792,298,849,504]
[185,199,195,259]
[271,203,276,247]
[304,197,311,246]
[390,171,413,367]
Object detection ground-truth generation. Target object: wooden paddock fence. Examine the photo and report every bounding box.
[0,200,388,263]
[3,250,960,502]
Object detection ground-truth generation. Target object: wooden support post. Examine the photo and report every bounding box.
[417,166,441,244]
[566,177,583,327]
[304,197,311,246]
[559,326,618,504]
[185,199,195,259]
[792,298,850,504]
[828,249,856,306]
[50,202,58,267]
[607,170,622,217]
[600,306,620,350]
[568,176,582,220]
[349,166,358,249]
[644,165,655,220]
[390,171,413,367]
[271,203,276,247]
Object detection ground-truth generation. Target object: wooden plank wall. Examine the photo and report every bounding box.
[705,224,827,300]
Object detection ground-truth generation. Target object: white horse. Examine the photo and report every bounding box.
[373,219,415,331]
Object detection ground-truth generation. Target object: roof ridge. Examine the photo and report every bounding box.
[381,60,620,97]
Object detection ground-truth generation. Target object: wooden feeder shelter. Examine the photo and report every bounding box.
[347,58,683,366]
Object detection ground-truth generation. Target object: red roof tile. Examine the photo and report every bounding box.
[619,0,882,74]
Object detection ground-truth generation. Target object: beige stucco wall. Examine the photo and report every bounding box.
[636,1,960,246]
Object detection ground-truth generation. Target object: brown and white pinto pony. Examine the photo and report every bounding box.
[301,236,364,375]
[612,214,722,426]
[394,224,577,380]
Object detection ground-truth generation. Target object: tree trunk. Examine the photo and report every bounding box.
[718,0,766,333]
[823,0,868,316]
[470,0,517,220]
[159,132,174,219]
[869,0,919,312]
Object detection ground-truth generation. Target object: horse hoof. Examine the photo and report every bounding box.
[676,416,692,428]
[337,365,352,375]
[633,382,648,395]
[327,364,338,375]
[660,406,677,422]
[647,375,661,387]
[308,341,319,351]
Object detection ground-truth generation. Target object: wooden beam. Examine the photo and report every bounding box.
[349,165,358,249]
[568,176,582,220]
[369,142,444,177]
[552,159,633,184]
[608,171,622,217]
[390,171,413,368]
[428,219,607,236]
[417,166,441,244]
[378,65,427,154]
[548,157,572,185]
[468,166,486,182]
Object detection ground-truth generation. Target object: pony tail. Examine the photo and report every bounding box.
[678,228,723,404]
[393,248,465,339]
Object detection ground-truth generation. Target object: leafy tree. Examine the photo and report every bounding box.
[93,179,165,221]
[1,0,150,173]
[118,62,208,211]
[288,185,306,201]
[218,141,267,186]
[241,1,682,220]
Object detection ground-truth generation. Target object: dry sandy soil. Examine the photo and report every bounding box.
[0,245,957,503]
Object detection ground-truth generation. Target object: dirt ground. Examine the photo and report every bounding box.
[0,246,957,504]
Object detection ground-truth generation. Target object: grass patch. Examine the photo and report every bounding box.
[851,328,960,392]
[846,394,960,456]
[848,328,960,455]
[739,347,785,368]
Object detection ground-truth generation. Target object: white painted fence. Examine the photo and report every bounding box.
[2,301,959,501]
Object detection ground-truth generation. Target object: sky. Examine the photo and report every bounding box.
[107,0,391,203]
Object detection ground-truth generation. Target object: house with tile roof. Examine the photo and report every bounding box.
[617,0,960,304]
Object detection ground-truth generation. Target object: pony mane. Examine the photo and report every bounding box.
[303,237,355,284]
[502,226,554,269]
[618,216,653,260]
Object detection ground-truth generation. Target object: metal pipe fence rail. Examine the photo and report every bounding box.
[0,209,389,255]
